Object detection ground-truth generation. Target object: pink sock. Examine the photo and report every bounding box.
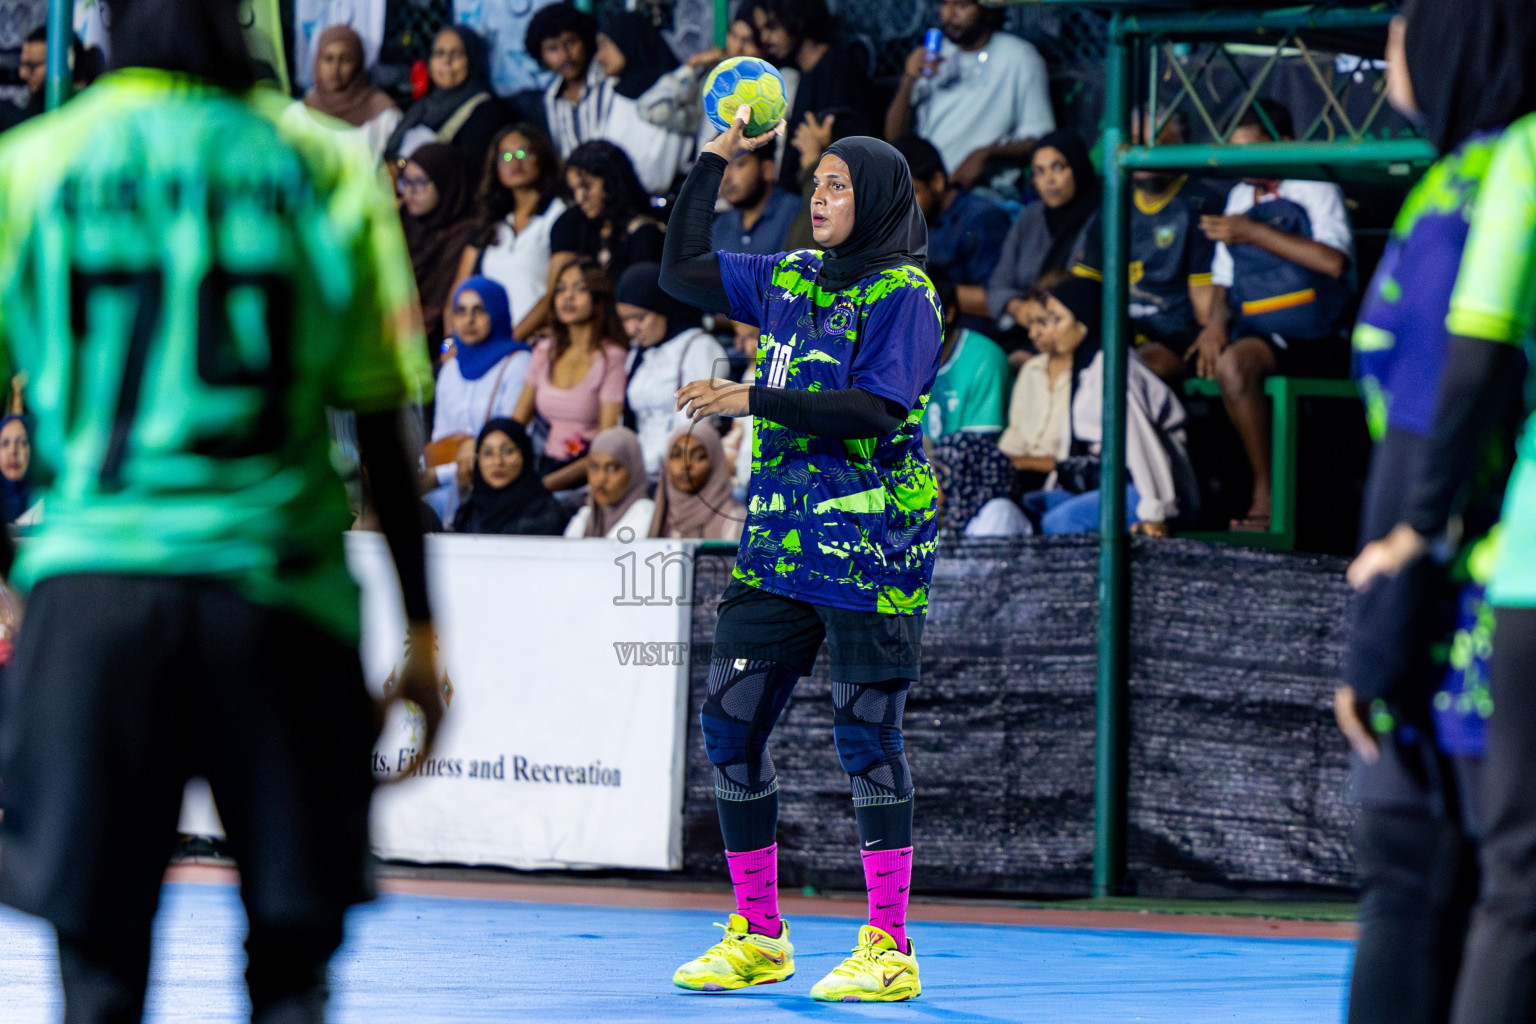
[726,844,781,937]
[861,847,912,952]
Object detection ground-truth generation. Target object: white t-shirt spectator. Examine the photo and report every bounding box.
[1210,179,1354,288]
[546,63,690,195]
[564,498,656,538]
[480,198,567,326]
[625,327,728,477]
[909,32,1055,175]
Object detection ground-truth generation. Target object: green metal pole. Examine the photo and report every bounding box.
[1119,138,1436,172]
[44,0,72,111]
[573,0,594,13]
[1121,5,1395,39]
[1093,12,1131,901]
[715,0,731,48]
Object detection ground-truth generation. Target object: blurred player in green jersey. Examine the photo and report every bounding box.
[0,3,443,1022]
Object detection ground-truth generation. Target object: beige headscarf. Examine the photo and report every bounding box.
[649,425,745,541]
[585,427,649,537]
[303,25,397,128]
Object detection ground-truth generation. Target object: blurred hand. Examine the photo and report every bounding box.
[791,111,835,167]
[1333,686,1380,765]
[902,45,942,80]
[377,622,446,784]
[950,147,991,189]
[688,46,725,70]
[1199,214,1256,246]
[455,436,476,490]
[677,378,752,420]
[1183,322,1228,379]
[702,104,784,163]
[1347,522,1429,591]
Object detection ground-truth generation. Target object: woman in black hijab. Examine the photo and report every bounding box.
[657,113,943,1001]
[986,130,1100,355]
[385,26,510,169]
[400,143,481,356]
[452,419,570,535]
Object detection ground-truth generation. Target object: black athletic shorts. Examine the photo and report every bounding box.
[710,579,924,684]
[0,574,377,943]
[1231,320,1351,377]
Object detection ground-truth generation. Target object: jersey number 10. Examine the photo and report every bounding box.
[69,267,294,492]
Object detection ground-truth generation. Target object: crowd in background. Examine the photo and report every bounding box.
[0,0,1368,544]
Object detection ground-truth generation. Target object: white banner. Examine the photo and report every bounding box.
[358,532,696,871]
[453,0,558,98]
[292,0,386,90]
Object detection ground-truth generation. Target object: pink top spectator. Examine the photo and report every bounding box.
[526,338,629,461]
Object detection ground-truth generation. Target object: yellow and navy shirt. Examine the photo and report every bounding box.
[720,250,942,615]
[0,71,430,640]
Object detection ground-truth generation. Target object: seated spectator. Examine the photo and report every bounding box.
[615,263,726,478]
[1073,113,1218,385]
[385,26,509,168]
[649,425,746,540]
[424,278,531,523]
[564,426,655,537]
[712,147,801,255]
[997,284,1069,493]
[550,141,666,279]
[753,0,874,192]
[988,131,1100,362]
[0,413,38,525]
[297,25,400,163]
[639,1,770,139]
[453,125,568,341]
[2,26,59,130]
[452,419,571,536]
[896,134,1011,326]
[528,3,689,195]
[720,319,760,497]
[782,105,871,251]
[513,258,629,491]
[884,0,1054,188]
[1021,277,1196,535]
[930,433,1030,537]
[399,144,480,358]
[924,272,1008,440]
[1189,99,1354,530]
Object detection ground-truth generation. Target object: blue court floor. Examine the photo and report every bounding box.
[1,881,1352,1023]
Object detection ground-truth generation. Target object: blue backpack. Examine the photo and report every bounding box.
[1228,195,1350,341]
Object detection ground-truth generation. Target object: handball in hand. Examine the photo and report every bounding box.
[702,56,787,136]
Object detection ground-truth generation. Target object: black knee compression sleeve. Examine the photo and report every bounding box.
[700,658,800,802]
[831,679,914,808]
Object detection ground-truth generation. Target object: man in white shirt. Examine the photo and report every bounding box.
[883,0,1056,187]
[1187,100,1355,530]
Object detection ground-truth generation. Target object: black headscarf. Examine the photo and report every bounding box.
[1402,0,1536,155]
[110,0,259,92]
[386,26,494,158]
[816,137,928,293]
[1034,130,1101,274]
[1044,275,1104,405]
[599,12,680,101]
[615,262,701,341]
[453,419,569,536]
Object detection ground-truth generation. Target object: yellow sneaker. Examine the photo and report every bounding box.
[672,913,795,991]
[809,925,920,1002]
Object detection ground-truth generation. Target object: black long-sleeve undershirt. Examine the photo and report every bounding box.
[664,151,908,441]
[356,409,432,625]
[1405,334,1527,537]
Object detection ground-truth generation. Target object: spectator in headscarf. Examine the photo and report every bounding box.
[385,26,509,169]
[650,425,745,540]
[988,130,1101,362]
[452,125,568,340]
[299,25,400,162]
[0,414,35,525]
[453,419,570,536]
[399,143,480,355]
[564,426,655,537]
[550,141,665,279]
[425,277,532,523]
[639,1,772,143]
[615,262,724,478]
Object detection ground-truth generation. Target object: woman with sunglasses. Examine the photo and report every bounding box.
[399,143,479,359]
[450,125,569,343]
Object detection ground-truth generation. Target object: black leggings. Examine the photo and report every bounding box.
[1452,607,1536,1023]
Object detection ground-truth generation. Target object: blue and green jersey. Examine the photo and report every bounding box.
[0,71,430,640]
[719,250,943,614]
